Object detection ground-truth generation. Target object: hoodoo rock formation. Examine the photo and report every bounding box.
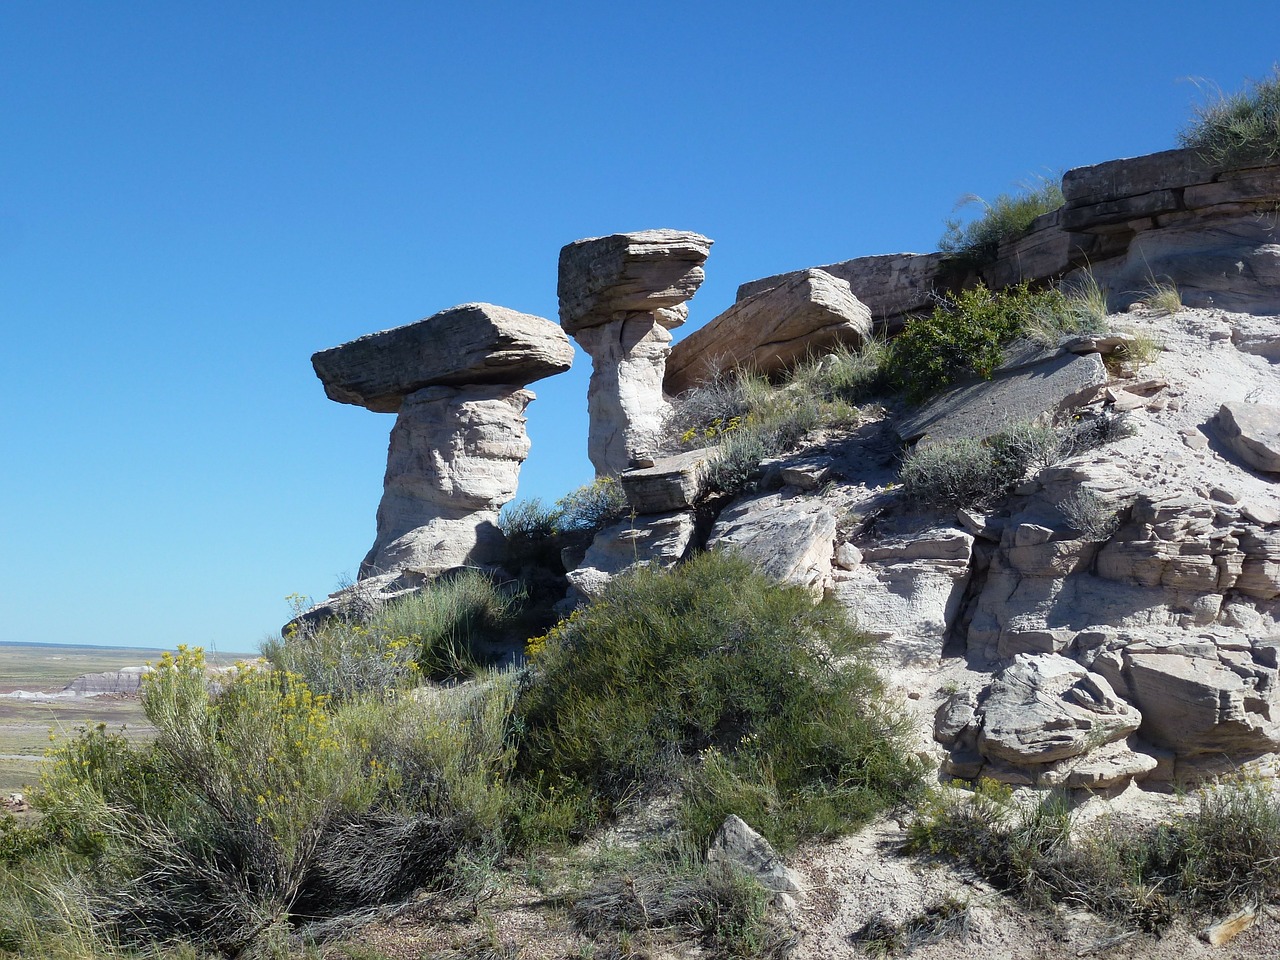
[558,229,712,475]
[312,302,573,579]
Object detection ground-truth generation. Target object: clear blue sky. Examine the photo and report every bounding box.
[2,2,1277,652]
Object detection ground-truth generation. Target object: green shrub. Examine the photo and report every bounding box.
[1145,279,1182,316]
[554,476,629,533]
[899,423,1059,510]
[22,649,521,957]
[939,177,1064,269]
[374,570,520,681]
[513,551,923,847]
[1180,67,1280,167]
[889,283,1037,402]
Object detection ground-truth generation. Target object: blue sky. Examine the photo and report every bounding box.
[2,1,1277,652]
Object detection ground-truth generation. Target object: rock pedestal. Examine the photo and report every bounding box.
[558,229,712,475]
[313,302,573,579]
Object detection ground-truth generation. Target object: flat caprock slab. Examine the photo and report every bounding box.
[312,302,574,413]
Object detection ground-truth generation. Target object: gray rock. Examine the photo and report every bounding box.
[976,654,1142,766]
[565,510,697,601]
[1215,402,1280,473]
[312,303,573,413]
[1037,737,1159,789]
[707,815,804,903]
[557,229,712,335]
[665,269,872,393]
[831,529,974,660]
[1060,148,1219,208]
[896,349,1107,445]
[620,448,712,514]
[708,492,837,592]
[1083,219,1280,314]
[1125,650,1280,758]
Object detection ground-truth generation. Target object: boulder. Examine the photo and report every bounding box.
[559,230,712,475]
[665,269,872,393]
[564,510,697,601]
[312,303,573,413]
[619,448,712,514]
[976,654,1142,766]
[736,252,950,331]
[361,385,532,577]
[707,492,836,592]
[896,347,1105,446]
[1036,737,1160,789]
[1215,401,1280,473]
[708,815,804,905]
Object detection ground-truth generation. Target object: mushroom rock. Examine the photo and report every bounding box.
[312,303,573,579]
[558,229,712,476]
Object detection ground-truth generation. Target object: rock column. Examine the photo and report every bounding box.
[558,229,712,475]
[312,302,573,579]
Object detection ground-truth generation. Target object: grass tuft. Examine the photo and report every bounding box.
[1180,67,1280,168]
[939,176,1064,270]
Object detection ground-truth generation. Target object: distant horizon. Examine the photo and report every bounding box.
[0,639,260,657]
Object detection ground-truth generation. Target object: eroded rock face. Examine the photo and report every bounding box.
[313,303,572,581]
[558,230,712,475]
[665,269,872,394]
[362,385,533,577]
[564,510,698,602]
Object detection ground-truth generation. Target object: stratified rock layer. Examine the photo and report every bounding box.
[559,230,712,475]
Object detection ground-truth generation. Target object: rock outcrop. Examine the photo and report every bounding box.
[558,230,712,475]
[313,303,573,579]
[665,269,872,394]
[680,149,1280,394]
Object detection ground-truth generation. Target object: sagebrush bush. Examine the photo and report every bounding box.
[513,551,923,847]
[18,648,522,958]
[899,422,1059,509]
[906,776,1280,933]
[939,177,1064,269]
[1180,67,1280,168]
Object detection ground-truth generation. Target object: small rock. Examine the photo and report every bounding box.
[1200,906,1257,946]
[708,815,804,903]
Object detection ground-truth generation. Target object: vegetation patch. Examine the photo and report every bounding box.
[1180,66,1280,168]
[888,282,1104,404]
[513,550,924,849]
